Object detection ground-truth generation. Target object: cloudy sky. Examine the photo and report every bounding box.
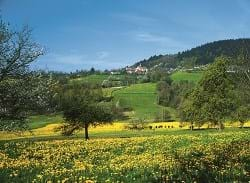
[1,0,250,72]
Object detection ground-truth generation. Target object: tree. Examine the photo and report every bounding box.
[232,105,250,128]
[60,83,113,140]
[156,81,173,106]
[29,73,59,113]
[180,57,234,130]
[161,108,172,122]
[229,51,250,127]
[0,19,45,131]
[0,78,31,130]
[0,21,44,81]
[90,67,95,74]
[157,78,195,109]
[0,74,58,131]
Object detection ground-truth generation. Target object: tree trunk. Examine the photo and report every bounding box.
[218,122,224,131]
[84,123,89,140]
[240,121,244,128]
[190,123,194,131]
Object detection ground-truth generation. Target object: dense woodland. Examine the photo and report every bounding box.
[134,39,250,69]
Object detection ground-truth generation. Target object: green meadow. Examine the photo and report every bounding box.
[170,71,203,83]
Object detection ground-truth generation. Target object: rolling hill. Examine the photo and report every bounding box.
[111,83,181,121]
[70,74,109,84]
[112,83,162,120]
[170,71,203,83]
[133,38,250,69]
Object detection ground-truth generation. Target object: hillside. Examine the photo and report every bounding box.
[70,74,109,84]
[133,38,250,69]
[112,83,163,120]
[73,72,203,121]
[170,71,203,83]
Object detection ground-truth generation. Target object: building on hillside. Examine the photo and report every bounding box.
[125,67,135,74]
[126,64,148,74]
[110,69,121,75]
[110,71,121,75]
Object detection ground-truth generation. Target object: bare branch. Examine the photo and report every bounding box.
[0,21,44,81]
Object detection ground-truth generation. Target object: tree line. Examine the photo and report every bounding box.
[134,39,250,70]
[156,56,250,129]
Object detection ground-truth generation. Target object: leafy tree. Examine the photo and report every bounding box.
[0,74,58,130]
[157,79,195,109]
[30,73,59,114]
[60,83,113,140]
[180,57,234,130]
[157,81,173,106]
[0,78,31,130]
[161,108,172,122]
[178,99,195,129]
[232,105,250,128]
[171,81,195,108]
[149,70,172,83]
[229,51,250,127]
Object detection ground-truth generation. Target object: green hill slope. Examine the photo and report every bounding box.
[70,74,109,84]
[112,83,180,121]
[113,83,161,120]
[134,38,250,69]
[170,71,203,83]
[111,71,203,121]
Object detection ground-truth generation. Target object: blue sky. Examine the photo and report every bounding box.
[1,0,250,72]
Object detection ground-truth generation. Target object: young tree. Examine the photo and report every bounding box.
[180,57,234,130]
[60,84,113,140]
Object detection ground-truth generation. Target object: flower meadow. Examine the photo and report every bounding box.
[0,130,249,183]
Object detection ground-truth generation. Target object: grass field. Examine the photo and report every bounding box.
[27,71,204,132]
[2,120,249,141]
[70,74,110,84]
[27,114,63,129]
[0,121,181,141]
[170,71,203,83]
[69,71,203,85]
[0,128,249,182]
[111,83,180,121]
[68,72,203,122]
[105,71,203,121]
[112,83,165,120]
